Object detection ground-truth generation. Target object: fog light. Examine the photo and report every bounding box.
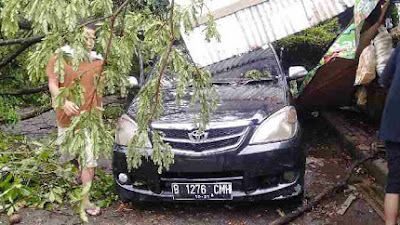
[283,171,297,183]
[259,175,280,189]
[118,173,129,184]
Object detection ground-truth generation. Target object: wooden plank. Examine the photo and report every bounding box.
[337,194,357,215]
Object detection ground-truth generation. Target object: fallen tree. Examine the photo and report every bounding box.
[0,39,42,71]
[0,85,48,96]
[0,35,44,47]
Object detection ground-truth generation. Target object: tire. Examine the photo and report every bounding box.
[119,195,130,203]
[116,184,131,203]
[288,191,305,205]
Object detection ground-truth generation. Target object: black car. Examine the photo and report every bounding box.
[113,44,307,201]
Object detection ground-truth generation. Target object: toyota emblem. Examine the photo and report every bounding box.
[188,129,209,142]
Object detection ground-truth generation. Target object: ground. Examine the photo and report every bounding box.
[0,109,385,225]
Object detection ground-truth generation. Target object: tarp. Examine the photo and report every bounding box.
[299,22,357,94]
[296,58,357,107]
[298,0,383,106]
[299,0,379,97]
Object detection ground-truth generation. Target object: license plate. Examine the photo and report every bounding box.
[171,183,232,200]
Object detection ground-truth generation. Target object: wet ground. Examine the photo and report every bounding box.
[1,113,385,225]
[0,95,123,139]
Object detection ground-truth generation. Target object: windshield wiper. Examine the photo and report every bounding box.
[212,77,276,85]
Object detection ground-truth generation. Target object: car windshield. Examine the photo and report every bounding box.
[205,47,281,85]
[158,47,282,88]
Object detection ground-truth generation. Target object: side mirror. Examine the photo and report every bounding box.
[127,76,139,88]
[288,66,308,81]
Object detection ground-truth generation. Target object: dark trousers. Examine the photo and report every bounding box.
[386,141,400,194]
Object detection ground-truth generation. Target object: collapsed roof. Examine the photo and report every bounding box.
[177,0,354,67]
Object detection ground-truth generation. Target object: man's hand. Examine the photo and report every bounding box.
[64,100,80,116]
[378,0,390,25]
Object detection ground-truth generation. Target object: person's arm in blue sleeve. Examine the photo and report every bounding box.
[379,47,399,89]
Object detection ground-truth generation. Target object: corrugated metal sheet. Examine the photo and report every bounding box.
[179,0,354,67]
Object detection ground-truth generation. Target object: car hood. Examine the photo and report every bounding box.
[128,83,286,126]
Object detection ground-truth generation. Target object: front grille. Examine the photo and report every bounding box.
[165,136,240,152]
[157,126,247,140]
[208,127,246,139]
[162,171,243,179]
[153,124,250,154]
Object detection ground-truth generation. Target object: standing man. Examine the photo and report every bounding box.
[380,43,400,224]
[46,22,103,216]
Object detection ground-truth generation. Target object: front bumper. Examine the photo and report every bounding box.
[113,135,305,201]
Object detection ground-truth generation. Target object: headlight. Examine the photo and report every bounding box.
[115,114,138,146]
[115,114,152,148]
[250,106,298,144]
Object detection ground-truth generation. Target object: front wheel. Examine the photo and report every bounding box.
[118,195,130,203]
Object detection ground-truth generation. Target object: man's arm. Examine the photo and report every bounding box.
[356,1,390,58]
[46,57,79,116]
[48,76,60,99]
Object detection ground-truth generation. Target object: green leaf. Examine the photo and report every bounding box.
[44,202,54,210]
[19,188,31,197]
[49,191,55,203]
[0,174,13,188]
[39,200,47,209]
[7,205,14,216]
[80,209,88,223]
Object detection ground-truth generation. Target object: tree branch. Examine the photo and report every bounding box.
[0,35,44,46]
[0,86,48,96]
[0,1,129,71]
[151,0,175,120]
[85,0,129,108]
[0,36,43,71]
[0,0,130,48]
[0,0,130,72]
[102,0,130,66]
[137,45,144,85]
[0,43,34,69]
[0,76,16,81]
[79,0,130,35]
